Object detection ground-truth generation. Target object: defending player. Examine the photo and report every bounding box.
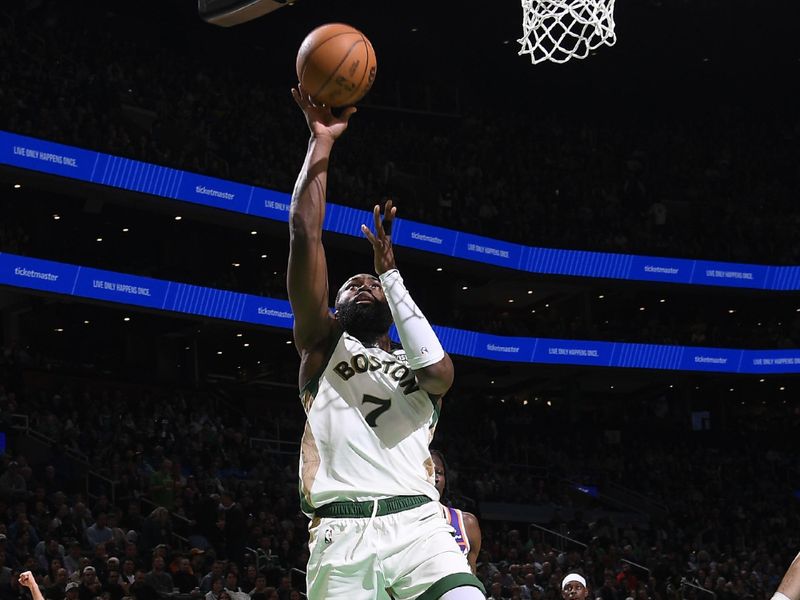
[562,572,590,600]
[430,449,482,575]
[288,84,485,600]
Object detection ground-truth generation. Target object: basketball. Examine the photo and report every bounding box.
[296,23,377,108]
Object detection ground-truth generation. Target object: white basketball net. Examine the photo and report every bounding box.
[518,0,616,64]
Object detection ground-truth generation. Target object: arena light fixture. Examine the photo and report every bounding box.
[436,267,443,272]
[250,231,257,235]
[261,254,268,259]
[53,214,60,220]
[174,216,182,221]
[198,0,294,27]
[122,228,129,232]
[461,286,468,290]
[13,183,21,189]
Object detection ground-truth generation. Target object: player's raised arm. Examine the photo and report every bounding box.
[361,201,455,396]
[287,85,356,352]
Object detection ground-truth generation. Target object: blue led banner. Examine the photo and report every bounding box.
[2,252,799,374]
[3,130,800,290]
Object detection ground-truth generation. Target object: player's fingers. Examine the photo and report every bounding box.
[360,224,378,246]
[372,204,384,237]
[340,106,357,122]
[291,87,304,107]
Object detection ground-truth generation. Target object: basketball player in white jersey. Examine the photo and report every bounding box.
[288,84,485,600]
[430,449,482,575]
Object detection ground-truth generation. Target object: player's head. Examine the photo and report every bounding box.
[561,572,589,600]
[430,448,449,502]
[335,274,392,339]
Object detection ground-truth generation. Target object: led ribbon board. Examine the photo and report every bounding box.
[2,130,800,290]
[2,252,799,374]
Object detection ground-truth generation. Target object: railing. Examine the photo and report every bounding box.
[606,480,669,515]
[681,578,716,599]
[289,568,308,599]
[139,496,192,550]
[11,412,121,505]
[87,470,119,505]
[528,522,588,552]
[10,413,91,465]
[621,558,651,576]
[249,437,300,456]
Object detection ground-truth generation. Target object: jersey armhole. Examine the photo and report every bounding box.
[299,329,343,399]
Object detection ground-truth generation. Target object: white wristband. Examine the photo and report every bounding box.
[379,269,445,370]
[772,593,792,600]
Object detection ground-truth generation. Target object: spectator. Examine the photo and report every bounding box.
[204,576,224,600]
[223,573,248,600]
[121,560,136,587]
[171,558,199,595]
[143,557,173,598]
[85,513,112,551]
[77,566,102,600]
[130,570,159,600]
[64,582,79,600]
[199,563,224,595]
[43,567,68,600]
[0,463,26,501]
[103,570,126,600]
[149,462,175,512]
[61,542,82,579]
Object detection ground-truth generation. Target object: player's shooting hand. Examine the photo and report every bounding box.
[361,200,397,275]
[18,572,35,589]
[291,84,356,141]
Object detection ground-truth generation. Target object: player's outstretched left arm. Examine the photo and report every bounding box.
[362,201,455,396]
[19,572,45,600]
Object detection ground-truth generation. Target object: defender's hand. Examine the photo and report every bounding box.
[361,200,397,275]
[291,84,356,141]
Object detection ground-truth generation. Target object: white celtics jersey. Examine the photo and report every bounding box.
[298,331,440,516]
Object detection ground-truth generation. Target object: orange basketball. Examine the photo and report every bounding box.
[296,23,377,108]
